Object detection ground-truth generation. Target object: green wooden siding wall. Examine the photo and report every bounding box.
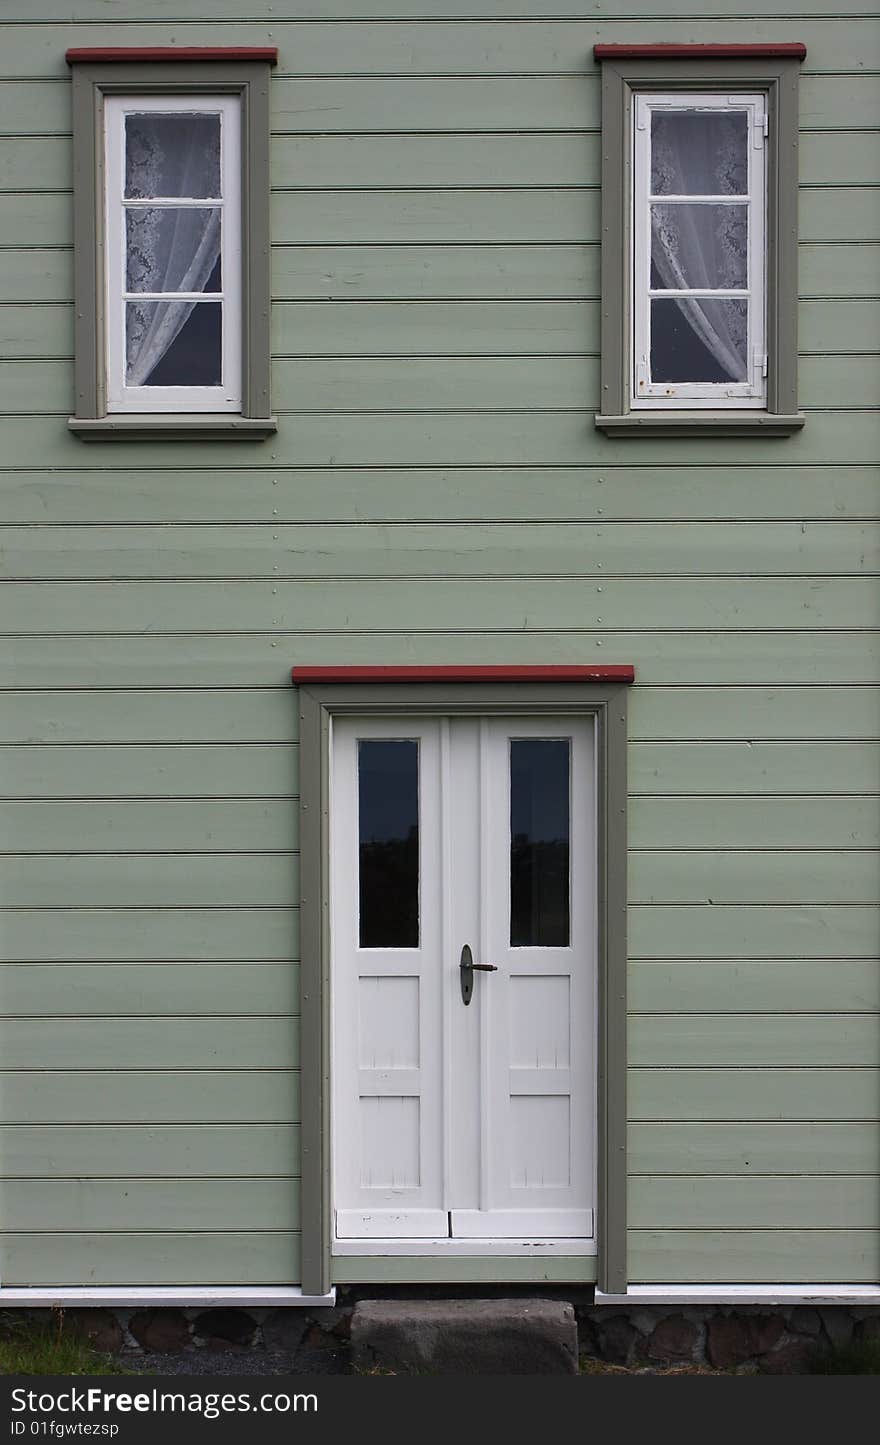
[0,2,878,1288]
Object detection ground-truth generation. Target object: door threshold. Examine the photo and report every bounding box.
[333,1239,597,1258]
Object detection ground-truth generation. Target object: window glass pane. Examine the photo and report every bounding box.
[651,203,747,291]
[651,110,748,196]
[651,296,748,383]
[510,739,570,948]
[125,113,221,199]
[126,300,222,386]
[126,209,221,294]
[358,740,419,949]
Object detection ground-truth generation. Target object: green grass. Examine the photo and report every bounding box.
[0,1312,138,1376]
[808,1338,880,1375]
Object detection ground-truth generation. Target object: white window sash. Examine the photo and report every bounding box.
[631,92,767,410]
[104,94,242,413]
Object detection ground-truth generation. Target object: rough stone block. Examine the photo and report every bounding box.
[760,1340,818,1375]
[129,1309,190,1353]
[594,1313,638,1364]
[707,1312,784,1367]
[707,1314,753,1368]
[645,1314,698,1364]
[748,1314,785,1356]
[192,1308,257,1347]
[261,1310,311,1353]
[351,1298,577,1375]
[819,1309,853,1350]
[64,1309,123,1353]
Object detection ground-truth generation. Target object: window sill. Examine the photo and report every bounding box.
[594,412,805,438]
[68,414,278,441]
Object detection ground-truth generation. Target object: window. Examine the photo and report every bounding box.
[633,93,766,409]
[593,44,806,436]
[66,48,276,439]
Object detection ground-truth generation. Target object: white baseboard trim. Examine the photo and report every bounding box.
[595,1285,880,1306]
[0,1286,336,1308]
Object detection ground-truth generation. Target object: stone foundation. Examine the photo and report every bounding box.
[3,1293,879,1373]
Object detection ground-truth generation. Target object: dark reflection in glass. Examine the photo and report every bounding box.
[650,296,747,384]
[510,739,570,947]
[128,296,222,386]
[358,739,419,948]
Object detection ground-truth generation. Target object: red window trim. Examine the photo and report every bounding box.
[593,42,806,60]
[66,47,279,65]
[291,665,635,685]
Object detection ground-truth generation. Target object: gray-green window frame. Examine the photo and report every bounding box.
[295,680,629,1297]
[67,56,276,440]
[594,52,805,437]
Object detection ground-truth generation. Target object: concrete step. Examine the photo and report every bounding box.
[351,1297,578,1375]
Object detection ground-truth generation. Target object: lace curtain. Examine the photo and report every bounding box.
[650,112,749,382]
[125,115,222,386]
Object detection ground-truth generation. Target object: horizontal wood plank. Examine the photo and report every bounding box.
[0,743,297,798]
[0,1179,300,1233]
[0,908,299,962]
[1,632,878,691]
[7,0,880,22]
[629,904,880,959]
[7,739,874,802]
[631,742,880,794]
[0,1017,299,1068]
[0,1125,300,1177]
[629,1122,880,1175]
[0,576,876,635]
[8,354,880,413]
[629,1176,880,1230]
[628,1229,880,1284]
[0,1232,301,1287]
[1,519,877,578]
[630,796,880,849]
[3,412,877,469]
[630,960,880,1012]
[0,1071,300,1125]
[0,854,298,910]
[629,851,880,905]
[3,795,876,858]
[0,71,871,139]
[0,963,299,1016]
[629,1013,880,1067]
[4,20,877,80]
[3,129,877,192]
[1,465,877,526]
[1,186,877,249]
[0,799,296,853]
[1,684,877,743]
[629,1068,880,1121]
[0,242,873,305]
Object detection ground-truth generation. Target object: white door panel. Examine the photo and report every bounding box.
[331,713,596,1251]
[331,719,445,1238]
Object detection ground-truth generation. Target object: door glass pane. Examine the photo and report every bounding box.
[510,739,570,947]
[358,740,419,948]
[651,110,748,196]
[650,296,748,383]
[651,203,748,291]
[125,113,221,199]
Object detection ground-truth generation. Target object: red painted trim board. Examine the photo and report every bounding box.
[66,47,279,65]
[291,665,635,685]
[594,43,806,60]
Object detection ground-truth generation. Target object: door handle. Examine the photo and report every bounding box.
[459,944,498,1006]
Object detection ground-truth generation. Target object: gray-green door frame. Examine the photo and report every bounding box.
[295,678,630,1297]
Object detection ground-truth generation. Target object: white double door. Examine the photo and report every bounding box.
[330,714,596,1250]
